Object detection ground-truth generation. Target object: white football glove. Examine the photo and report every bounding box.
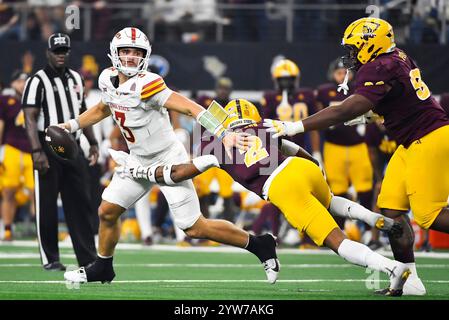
[344,110,377,126]
[108,149,146,179]
[263,119,305,138]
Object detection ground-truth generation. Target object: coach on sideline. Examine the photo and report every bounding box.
[22,33,98,271]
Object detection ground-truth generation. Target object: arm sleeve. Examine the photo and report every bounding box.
[22,76,43,109]
[280,139,300,156]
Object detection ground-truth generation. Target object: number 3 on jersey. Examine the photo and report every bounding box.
[244,136,269,167]
[114,111,136,143]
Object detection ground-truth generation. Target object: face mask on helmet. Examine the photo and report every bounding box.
[276,76,297,92]
[108,28,152,77]
[112,47,148,77]
[341,45,361,70]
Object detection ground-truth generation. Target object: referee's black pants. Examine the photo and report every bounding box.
[35,135,97,267]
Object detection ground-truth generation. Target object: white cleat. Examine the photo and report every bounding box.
[382,262,411,296]
[403,276,426,296]
[263,258,280,284]
[64,267,88,284]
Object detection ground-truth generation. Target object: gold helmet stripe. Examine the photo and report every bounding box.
[235,99,243,119]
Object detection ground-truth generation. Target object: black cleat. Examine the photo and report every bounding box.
[375,287,403,297]
[64,258,115,284]
[43,261,66,271]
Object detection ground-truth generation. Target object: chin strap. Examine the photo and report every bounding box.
[337,69,350,95]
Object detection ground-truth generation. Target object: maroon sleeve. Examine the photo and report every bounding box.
[260,92,274,119]
[354,62,394,106]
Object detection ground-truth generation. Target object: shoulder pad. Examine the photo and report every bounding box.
[138,71,167,100]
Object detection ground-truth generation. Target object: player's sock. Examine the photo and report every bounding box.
[406,263,418,277]
[97,254,113,267]
[329,196,380,228]
[4,225,11,232]
[245,234,277,263]
[337,239,398,275]
[338,240,411,293]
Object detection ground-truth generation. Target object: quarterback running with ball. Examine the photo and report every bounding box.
[62,27,279,284]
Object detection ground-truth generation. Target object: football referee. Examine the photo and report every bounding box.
[22,33,98,270]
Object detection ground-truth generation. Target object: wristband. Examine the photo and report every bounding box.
[296,120,305,134]
[148,166,158,183]
[68,118,80,133]
[162,164,175,185]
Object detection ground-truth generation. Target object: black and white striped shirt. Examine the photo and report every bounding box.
[22,65,86,139]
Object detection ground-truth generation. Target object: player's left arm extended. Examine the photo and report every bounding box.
[121,155,220,185]
[163,92,251,153]
[264,94,373,137]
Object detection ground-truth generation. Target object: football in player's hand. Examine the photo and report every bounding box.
[45,125,78,161]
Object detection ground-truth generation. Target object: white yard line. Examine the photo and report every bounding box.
[0,263,449,269]
[0,279,448,284]
[2,240,449,258]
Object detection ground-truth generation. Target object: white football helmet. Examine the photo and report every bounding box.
[108,27,151,77]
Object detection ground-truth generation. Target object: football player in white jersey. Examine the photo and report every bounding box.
[62,27,279,284]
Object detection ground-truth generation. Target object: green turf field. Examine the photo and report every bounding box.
[0,241,448,300]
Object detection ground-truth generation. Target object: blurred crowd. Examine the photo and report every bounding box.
[0,0,448,43]
[2,46,447,251]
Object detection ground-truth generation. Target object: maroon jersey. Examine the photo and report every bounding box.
[440,93,449,116]
[261,89,316,149]
[199,123,286,196]
[316,83,363,145]
[354,48,449,147]
[0,95,31,153]
[365,123,397,165]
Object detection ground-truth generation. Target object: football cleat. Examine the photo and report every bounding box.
[3,230,13,241]
[260,233,280,284]
[64,260,115,284]
[44,261,66,271]
[403,276,427,296]
[375,263,411,297]
[263,258,280,284]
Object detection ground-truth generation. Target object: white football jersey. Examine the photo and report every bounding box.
[98,67,177,156]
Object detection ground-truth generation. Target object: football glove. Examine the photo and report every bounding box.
[344,110,378,126]
[108,149,144,179]
[263,119,304,138]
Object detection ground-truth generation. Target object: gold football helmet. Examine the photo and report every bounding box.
[223,99,261,129]
[342,17,395,67]
[271,59,300,79]
[271,59,300,91]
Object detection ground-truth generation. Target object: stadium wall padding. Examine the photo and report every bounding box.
[3,42,449,93]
